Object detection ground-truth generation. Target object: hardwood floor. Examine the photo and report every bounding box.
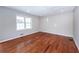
[0,32,78,53]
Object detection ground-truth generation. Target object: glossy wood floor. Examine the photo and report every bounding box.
[0,32,78,53]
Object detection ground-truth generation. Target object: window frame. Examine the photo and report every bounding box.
[25,17,32,29]
[16,16,32,31]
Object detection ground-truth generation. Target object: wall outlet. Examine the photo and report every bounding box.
[20,33,24,35]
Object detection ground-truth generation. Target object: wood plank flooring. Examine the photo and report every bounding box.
[0,32,78,53]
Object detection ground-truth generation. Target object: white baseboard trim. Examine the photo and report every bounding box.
[0,31,39,43]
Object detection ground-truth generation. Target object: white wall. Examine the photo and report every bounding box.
[0,7,74,43]
[0,7,40,42]
[74,7,79,49]
[40,12,74,37]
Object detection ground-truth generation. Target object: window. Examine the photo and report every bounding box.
[16,16,25,30]
[16,16,32,30]
[25,18,32,29]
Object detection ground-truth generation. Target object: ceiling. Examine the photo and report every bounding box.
[7,6,75,16]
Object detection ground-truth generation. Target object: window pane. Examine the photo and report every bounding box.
[17,23,24,30]
[25,18,31,22]
[16,16,24,23]
[26,25,31,28]
[17,16,24,20]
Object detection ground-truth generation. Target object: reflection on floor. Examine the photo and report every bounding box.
[0,32,78,53]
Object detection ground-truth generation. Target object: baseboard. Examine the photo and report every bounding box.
[71,38,79,52]
[0,31,39,43]
[40,31,73,38]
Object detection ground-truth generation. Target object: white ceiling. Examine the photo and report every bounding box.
[7,6,75,16]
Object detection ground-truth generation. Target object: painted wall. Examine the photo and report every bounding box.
[0,7,74,43]
[40,12,74,37]
[0,7,39,42]
[74,7,79,49]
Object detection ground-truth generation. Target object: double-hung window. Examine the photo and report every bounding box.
[16,16,32,30]
[25,18,32,29]
[16,16,25,30]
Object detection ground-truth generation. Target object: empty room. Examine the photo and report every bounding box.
[0,6,79,53]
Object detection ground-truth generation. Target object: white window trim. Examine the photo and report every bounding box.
[16,16,32,30]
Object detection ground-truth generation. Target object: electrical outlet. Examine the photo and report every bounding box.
[20,33,23,35]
